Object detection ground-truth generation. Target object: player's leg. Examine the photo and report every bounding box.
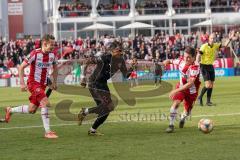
[88,113,109,136]
[155,75,159,86]
[129,72,134,87]
[4,85,53,123]
[135,77,139,86]
[206,81,214,106]
[166,100,181,133]
[78,83,113,135]
[4,92,40,123]
[5,103,37,123]
[35,88,58,139]
[206,68,215,106]
[166,88,185,133]
[88,100,113,136]
[80,64,88,87]
[179,96,195,128]
[198,65,210,106]
[130,78,134,88]
[77,85,103,125]
[154,74,157,85]
[39,97,58,139]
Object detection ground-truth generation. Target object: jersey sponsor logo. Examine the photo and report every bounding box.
[36,62,52,68]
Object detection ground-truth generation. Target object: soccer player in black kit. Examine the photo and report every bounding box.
[77,41,132,136]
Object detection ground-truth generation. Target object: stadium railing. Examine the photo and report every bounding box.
[59,6,238,18]
[59,10,91,17]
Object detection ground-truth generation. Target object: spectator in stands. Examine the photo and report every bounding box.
[0,30,239,69]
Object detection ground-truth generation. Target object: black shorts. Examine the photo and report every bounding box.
[200,64,215,82]
[88,82,111,106]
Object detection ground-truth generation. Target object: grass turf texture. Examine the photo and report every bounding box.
[0,77,240,160]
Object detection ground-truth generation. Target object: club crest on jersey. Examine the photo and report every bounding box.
[35,88,41,93]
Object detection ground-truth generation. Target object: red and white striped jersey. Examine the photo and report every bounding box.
[24,49,57,86]
[171,59,201,94]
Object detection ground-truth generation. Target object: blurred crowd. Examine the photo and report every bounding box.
[58,0,240,17]
[1,31,240,69]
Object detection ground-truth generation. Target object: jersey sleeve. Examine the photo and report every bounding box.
[52,52,58,65]
[214,43,221,50]
[24,50,36,64]
[189,65,200,78]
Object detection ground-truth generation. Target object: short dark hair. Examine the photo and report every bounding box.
[42,34,55,42]
[109,40,122,51]
[185,46,196,57]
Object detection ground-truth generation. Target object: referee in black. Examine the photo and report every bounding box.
[197,32,234,106]
[77,41,132,136]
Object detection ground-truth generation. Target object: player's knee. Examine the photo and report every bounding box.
[40,98,50,108]
[205,81,214,88]
[29,108,37,114]
[205,82,211,88]
[210,83,214,88]
[172,101,181,109]
[107,102,115,112]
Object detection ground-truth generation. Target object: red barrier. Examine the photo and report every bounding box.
[165,58,234,70]
[1,58,235,78]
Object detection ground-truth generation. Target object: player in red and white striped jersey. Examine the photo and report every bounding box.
[163,46,201,133]
[4,35,58,139]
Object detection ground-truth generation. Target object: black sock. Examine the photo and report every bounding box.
[92,114,109,130]
[199,87,208,99]
[207,88,213,103]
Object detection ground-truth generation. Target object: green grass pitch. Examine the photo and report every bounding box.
[0,77,240,160]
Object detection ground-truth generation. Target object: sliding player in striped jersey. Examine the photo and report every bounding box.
[163,47,201,133]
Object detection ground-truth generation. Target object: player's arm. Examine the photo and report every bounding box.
[163,59,180,66]
[76,55,104,65]
[196,45,205,64]
[120,59,133,78]
[196,51,202,64]
[221,30,235,47]
[169,77,196,99]
[175,77,196,92]
[19,51,36,91]
[169,66,199,98]
[51,63,58,90]
[196,54,201,64]
[19,61,29,92]
[162,59,171,66]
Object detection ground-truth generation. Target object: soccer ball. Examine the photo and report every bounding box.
[198,118,214,134]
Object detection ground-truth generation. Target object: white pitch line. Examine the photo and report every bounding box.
[192,112,240,118]
[0,121,119,130]
[1,112,240,130]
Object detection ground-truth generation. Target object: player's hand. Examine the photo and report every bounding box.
[50,82,57,90]
[20,84,28,92]
[169,90,177,99]
[229,30,235,40]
